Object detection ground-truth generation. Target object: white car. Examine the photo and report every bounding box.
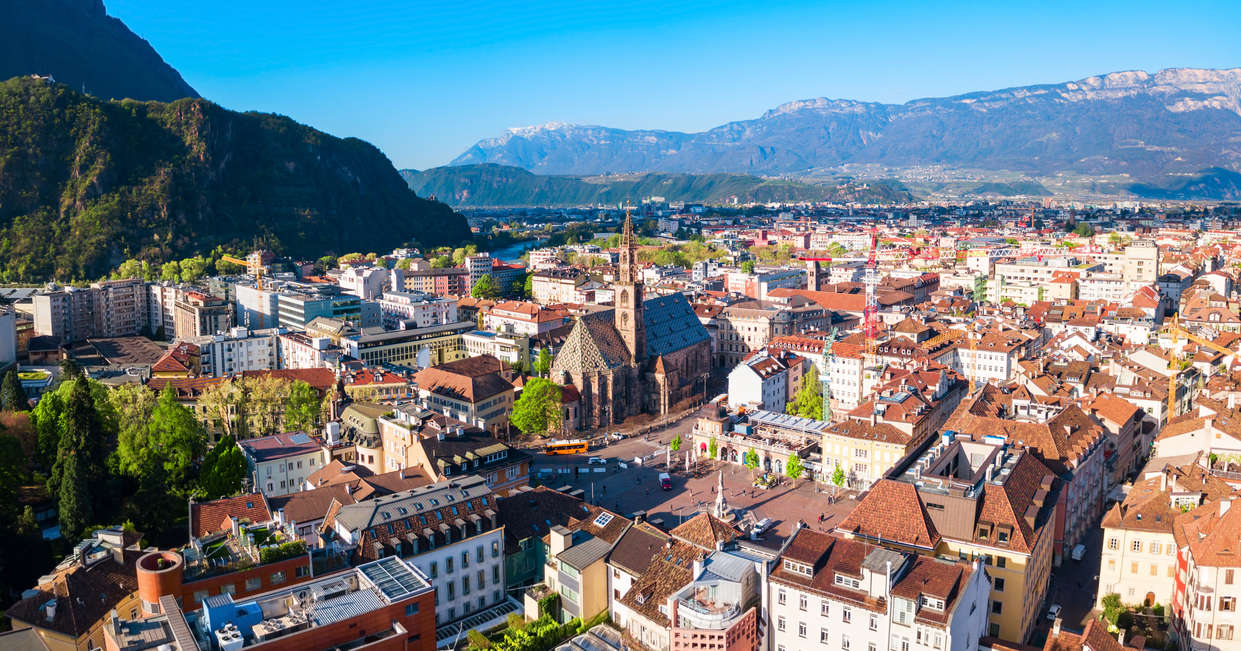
[1071,544,1086,561]
[588,457,606,465]
[1046,604,1062,621]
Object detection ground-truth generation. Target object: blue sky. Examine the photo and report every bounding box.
[109,0,1241,170]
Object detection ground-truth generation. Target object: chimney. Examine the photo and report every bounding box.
[1051,616,1061,637]
[549,525,572,558]
[44,599,57,623]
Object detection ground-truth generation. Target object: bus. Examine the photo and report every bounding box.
[545,440,588,455]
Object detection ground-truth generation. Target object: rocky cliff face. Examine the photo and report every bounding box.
[0,77,470,281]
[452,68,1241,178]
[0,0,198,102]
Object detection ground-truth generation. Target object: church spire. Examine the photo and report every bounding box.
[620,206,638,284]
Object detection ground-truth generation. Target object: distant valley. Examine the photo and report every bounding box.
[401,164,912,207]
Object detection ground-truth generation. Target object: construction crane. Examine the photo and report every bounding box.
[1160,316,1238,417]
[221,253,266,329]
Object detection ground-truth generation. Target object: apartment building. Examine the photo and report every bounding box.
[325,476,509,629]
[148,281,181,338]
[462,330,530,369]
[484,300,569,336]
[173,290,233,339]
[240,432,330,497]
[1172,496,1241,649]
[539,507,630,624]
[402,265,470,298]
[377,291,458,329]
[837,435,1060,642]
[1097,461,1231,610]
[768,529,989,651]
[278,331,341,370]
[338,264,400,300]
[670,551,762,651]
[187,326,280,377]
[412,355,515,436]
[531,269,589,304]
[33,278,148,342]
[725,268,806,300]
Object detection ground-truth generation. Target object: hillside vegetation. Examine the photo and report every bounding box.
[0,77,470,281]
[402,164,912,207]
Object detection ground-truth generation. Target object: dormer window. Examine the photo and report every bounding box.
[920,595,945,611]
[783,560,813,577]
[833,573,861,589]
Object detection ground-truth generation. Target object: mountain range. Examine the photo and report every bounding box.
[0,77,468,281]
[452,68,1241,180]
[401,164,912,207]
[0,0,198,102]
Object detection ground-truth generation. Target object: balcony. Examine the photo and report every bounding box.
[675,585,742,630]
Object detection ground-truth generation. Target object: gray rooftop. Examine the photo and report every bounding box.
[333,475,492,532]
[556,536,614,571]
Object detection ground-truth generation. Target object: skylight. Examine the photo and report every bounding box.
[593,512,614,527]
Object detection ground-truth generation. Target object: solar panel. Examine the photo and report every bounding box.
[360,557,424,603]
[289,433,312,444]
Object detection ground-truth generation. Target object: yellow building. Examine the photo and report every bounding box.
[837,435,1059,642]
[535,506,630,623]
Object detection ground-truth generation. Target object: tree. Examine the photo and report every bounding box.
[1,368,29,411]
[317,255,338,273]
[785,453,804,482]
[198,379,247,437]
[511,378,562,435]
[523,273,534,298]
[284,380,321,433]
[59,357,82,381]
[199,435,247,499]
[831,465,846,494]
[430,255,453,268]
[742,449,760,473]
[1101,593,1124,626]
[215,255,245,274]
[670,433,682,452]
[113,385,205,496]
[1074,222,1094,237]
[160,260,181,282]
[178,256,208,282]
[785,366,823,420]
[740,260,755,274]
[53,378,111,540]
[245,375,293,437]
[532,348,552,378]
[395,257,413,271]
[708,437,718,460]
[472,274,500,299]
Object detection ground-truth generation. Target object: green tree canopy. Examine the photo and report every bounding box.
[740,260,755,273]
[52,378,113,540]
[670,433,682,452]
[1,368,29,411]
[178,256,208,282]
[708,437,718,460]
[742,449,759,472]
[1074,222,1094,237]
[785,453,804,480]
[511,378,562,435]
[523,273,534,298]
[472,274,500,299]
[831,465,845,488]
[199,434,247,499]
[113,385,205,496]
[430,255,453,268]
[785,365,823,420]
[284,380,321,433]
[532,348,552,378]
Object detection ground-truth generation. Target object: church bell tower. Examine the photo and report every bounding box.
[615,208,646,363]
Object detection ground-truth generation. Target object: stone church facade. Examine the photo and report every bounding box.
[551,214,711,430]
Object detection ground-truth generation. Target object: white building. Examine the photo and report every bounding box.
[726,349,808,412]
[189,326,281,377]
[278,331,341,370]
[462,330,530,368]
[338,265,401,301]
[148,281,182,339]
[377,291,458,329]
[769,528,989,651]
[239,431,329,497]
[327,475,508,627]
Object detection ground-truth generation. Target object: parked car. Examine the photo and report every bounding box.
[588,457,606,465]
[750,518,774,537]
[658,472,672,490]
[1046,604,1062,621]
[1071,544,1086,561]
[608,431,627,441]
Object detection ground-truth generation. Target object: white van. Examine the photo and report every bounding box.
[1071,544,1086,561]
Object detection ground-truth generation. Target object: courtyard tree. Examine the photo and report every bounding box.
[670,433,682,452]
[285,380,321,433]
[532,348,553,378]
[742,449,760,474]
[708,437,718,460]
[740,260,755,274]
[785,453,804,483]
[511,378,562,435]
[785,366,823,420]
[830,464,846,500]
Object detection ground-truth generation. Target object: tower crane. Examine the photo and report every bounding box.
[221,253,266,329]
[1160,316,1239,417]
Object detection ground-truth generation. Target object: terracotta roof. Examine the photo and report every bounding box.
[190,492,272,538]
[670,512,739,549]
[837,480,941,550]
[496,487,585,554]
[1044,618,1125,651]
[414,355,514,403]
[5,549,142,637]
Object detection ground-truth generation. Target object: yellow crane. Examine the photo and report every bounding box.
[1160,316,1238,417]
[221,253,266,329]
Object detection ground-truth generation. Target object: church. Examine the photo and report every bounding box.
[551,213,712,430]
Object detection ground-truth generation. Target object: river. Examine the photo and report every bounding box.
[490,238,548,263]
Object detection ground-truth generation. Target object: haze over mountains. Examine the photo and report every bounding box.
[452,68,1241,180]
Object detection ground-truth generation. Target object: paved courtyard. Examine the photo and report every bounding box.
[530,428,859,540]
